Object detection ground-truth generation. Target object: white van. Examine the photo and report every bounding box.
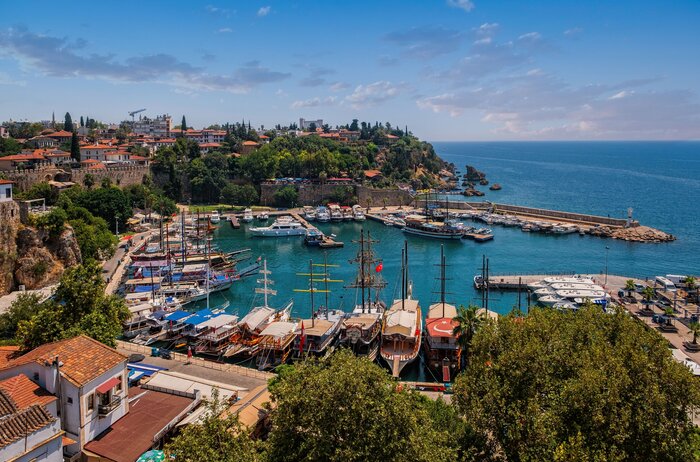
[655,276,677,292]
[665,274,686,285]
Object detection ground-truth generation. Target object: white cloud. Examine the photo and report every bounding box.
[608,90,632,100]
[291,96,337,108]
[346,81,407,109]
[217,28,232,33]
[518,32,542,42]
[564,27,583,38]
[0,72,26,86]
[330,81,350,92]
[257,6,271,17]
[446,0,475,12]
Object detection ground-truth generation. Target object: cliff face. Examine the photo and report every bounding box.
[0,202,19,295]
[0,203,82,295]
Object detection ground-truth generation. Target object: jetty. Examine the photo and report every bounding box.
[291,213,344,248]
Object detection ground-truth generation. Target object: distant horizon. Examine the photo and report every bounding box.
[1,1,699,141]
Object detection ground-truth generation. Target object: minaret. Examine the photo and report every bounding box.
[52,112,55,129]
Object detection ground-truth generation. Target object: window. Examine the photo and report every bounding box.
[67,397,73,405]
[87,393,94,413]
[33,372,39,382]
[116,376,122,393]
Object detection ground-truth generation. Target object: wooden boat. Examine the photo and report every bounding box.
[380,242,422,377]
[256,321,298,370]
[422,245,460,382]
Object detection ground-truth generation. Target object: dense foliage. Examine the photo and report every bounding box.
[1,263,129,349]
[453,305,700,461]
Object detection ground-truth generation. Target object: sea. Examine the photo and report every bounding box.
[193,141,699,377]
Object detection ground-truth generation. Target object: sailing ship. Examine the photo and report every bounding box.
[402,194,463,240]
[380,241,422,377]
[223,260,293,359]
[292,257,344,359]
[422,245,460,382]
[338,230,386,360]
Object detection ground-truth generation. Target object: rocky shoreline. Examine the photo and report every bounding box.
[588,225,676,243]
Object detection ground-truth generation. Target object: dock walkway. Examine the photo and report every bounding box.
[291,213,344,248]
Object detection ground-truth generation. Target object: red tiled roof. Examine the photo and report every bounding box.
[1,335,126,387]
[0,153,45,161]
[129,155,147,160]
[0,346,20,365]
[81,159,101,164]
[80,144,114,150]
[84,386,195,462]
[0,374,56,409]
[386,134,399,139]
[199,142,221,148]
[0,180,14,185]
[47,130,73,138]
[364,169,382,178]
[242,141,260,146]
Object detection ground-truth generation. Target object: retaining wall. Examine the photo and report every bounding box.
[260,183,412,207]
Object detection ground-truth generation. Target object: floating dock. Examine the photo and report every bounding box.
[291,213,344,248]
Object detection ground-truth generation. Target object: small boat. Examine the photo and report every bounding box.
[256,321,298,370]
[257,211,269,221]
[393,218,406,228]
[209,211,221,224]
[316,206,330,222]
[341,206,354,221]
[402,215,462,239]
[241,208,254,223]
[304,228,324,246]
[352,205,366,221]
[249,216,306,237]
[303,206,316,221]
[328,203,343,222]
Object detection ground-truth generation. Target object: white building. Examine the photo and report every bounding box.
[0,373,65,462]
[0,126,9,138]
[0,180,12,202]
[132,114,172,137]
[299,118,323,130]
[0,335,129,460]
[80,144,116,162]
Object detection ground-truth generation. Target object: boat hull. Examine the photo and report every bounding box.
[402,227,463,240]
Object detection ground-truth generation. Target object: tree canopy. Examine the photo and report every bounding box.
[453,305,700,461]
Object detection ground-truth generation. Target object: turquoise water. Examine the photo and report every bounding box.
[197,141,699,321]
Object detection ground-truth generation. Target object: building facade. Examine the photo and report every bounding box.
[132,114,172,137]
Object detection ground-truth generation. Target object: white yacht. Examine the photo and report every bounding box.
[249,216,306,237]
[328,203,343,222]
[209,210,221,224]
[257,211,269,221]
[242,208,254,223]
[316,206,330,222]
[303,206,316,221]
[352,205,366,221]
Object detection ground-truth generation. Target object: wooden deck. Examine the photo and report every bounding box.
[291,213,344,248]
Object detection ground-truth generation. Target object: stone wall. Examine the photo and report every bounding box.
[4,165,150,191]
[259,183,413,207]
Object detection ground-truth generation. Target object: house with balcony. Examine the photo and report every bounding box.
[80,144,116,162]
[0,335,129,461]
[0,152,49,171]
[0,373,66,462]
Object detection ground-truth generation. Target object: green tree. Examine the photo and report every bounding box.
[18,181,58,205]
[64,112,73,132]
[273,185,298,208]
[453,305,700,461]
[452,304,485,367]
[267,350,457,462]
[35,207,67,237]
[689,322,700,345]
[79,116,84,127]
[643,285,656,303]
[181,115,187,133]
[165,391,263,462]
[16,263,129,349]
[625,279,636,297]
[684,276,697,302]
[0,137,22,156]
[0,293,43,341]
[83,173,95,189]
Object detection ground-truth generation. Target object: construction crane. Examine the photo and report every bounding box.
[128,109,146,122]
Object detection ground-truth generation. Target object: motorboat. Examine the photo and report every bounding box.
[241,208,254,223]
[402,215,463,240]
[209,210,221,224]
[352,205,366,221]
[249,216,306,237]
[316,206,330,222]
[328,203,343,222]
[304,228,324,246]
[303,206,316,221]
[257,211,269,221]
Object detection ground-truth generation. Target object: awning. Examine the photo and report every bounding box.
[97,377,121,394]
[62,435,77,446]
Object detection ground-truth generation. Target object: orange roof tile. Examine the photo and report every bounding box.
[2,335,126,387]
[0,153,46,161]
[0,346,20,366]
[242,141,260,146]
[199,143,221,148]
[129,155,147,160]
[364,169,382,178]
[0,374,56,409]
[47,130,73,138]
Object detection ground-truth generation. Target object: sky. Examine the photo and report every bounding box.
[1,1,699,141]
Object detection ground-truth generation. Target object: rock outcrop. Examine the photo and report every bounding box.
[464,165,487,182]
[0,205,82,295]
[588,225,676,243]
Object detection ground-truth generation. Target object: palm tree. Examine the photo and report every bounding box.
[664,306,675,326]
[689,322,700,345]
[642,286,655,304]
[452,304,485,368]
[684,276,697,303]
[625,279,636,298]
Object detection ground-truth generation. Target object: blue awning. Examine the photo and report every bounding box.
[164,310,192,322]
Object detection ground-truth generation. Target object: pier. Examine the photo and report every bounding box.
[474,273,647,292]
[291,213,344,248]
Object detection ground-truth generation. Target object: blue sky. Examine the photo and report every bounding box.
[1,1,699,140]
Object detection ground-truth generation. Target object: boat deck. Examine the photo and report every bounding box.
[291,213,344,248]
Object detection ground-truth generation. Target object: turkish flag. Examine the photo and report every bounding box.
[375,263,383,273]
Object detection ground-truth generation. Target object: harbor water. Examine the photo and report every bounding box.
[192,141,699,379]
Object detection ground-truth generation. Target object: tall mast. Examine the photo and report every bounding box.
[360,231,366,312]
[263,260,269,308]
[404,240,409,301]
[180,209,186,263]
[309,260,315,328]
[440,245,446,315]
[206,237,211,310]
[255,259,276,308]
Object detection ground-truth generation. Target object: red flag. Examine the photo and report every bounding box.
[375,263,383,273]
[299,321,306,353]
